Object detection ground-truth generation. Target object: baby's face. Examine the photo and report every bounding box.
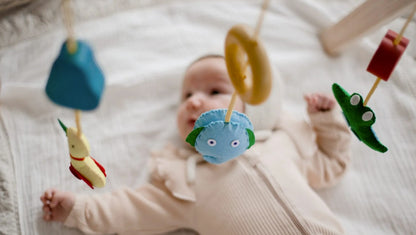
[177,57,244,142]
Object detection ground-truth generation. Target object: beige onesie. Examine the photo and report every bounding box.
[64,109,351,235]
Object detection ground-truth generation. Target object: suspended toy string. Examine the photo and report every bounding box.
[225,0,270,123]
[363,4,416,106]
[332,4,415,153]
[45,0,107,189]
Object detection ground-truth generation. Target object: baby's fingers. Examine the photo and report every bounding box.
[40,195,47,205]
[42,205,52,221]
[43,213,51,221]
[43,188,55,199]
[41,190,52,205]
[41,188,59,207]
[303,94,315,104]
[317,95,335,110]
[49,191,66,208]
[42,205,51,213]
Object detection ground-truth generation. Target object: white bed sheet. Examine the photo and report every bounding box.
[1,0,416,234]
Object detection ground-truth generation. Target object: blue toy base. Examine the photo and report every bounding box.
[186,109,255,164]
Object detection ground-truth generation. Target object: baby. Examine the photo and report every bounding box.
[41,55,351,234]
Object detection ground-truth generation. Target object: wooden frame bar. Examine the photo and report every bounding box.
[320,0,416,56]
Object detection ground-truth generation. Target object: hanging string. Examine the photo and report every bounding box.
[62,0,77,54]
[364,4,416,106]
[225,0,270,122]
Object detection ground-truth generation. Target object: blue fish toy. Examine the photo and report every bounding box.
[186,109,255,164]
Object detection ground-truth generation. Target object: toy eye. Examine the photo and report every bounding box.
[71,145,75,148]
[350,95,360,106]
[362,111,374,121]
[231,140,240,147]
[207,139,216,146]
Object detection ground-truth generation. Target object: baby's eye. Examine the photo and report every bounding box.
[210,89,220,95]
[184,92,192,99]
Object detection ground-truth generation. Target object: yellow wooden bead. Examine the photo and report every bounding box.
[225,24,272,105]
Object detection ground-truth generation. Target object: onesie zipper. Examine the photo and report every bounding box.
[253,162,310,235]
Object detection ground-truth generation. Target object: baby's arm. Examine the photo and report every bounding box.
[301,93,351,188]
[48,185,194,234]
[279,93,351,189]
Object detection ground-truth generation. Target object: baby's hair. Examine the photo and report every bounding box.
[187,54,225,69]
[181,54,226,101]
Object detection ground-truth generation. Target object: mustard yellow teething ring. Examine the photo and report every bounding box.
[225,24,272,105]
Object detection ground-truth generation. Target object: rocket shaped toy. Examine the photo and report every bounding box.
[45,0,107,188]
[58,120,106,189]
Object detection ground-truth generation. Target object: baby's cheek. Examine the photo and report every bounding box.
[176,111,185,132]
[221,96,237,109]
[206,101,225,111]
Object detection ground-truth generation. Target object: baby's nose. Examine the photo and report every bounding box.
[186,94,203,110]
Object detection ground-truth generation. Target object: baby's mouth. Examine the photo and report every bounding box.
[188,119,196,128]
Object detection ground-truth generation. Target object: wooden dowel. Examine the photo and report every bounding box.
[253,0,270,39]
[75,110,82,136]
[224,61,248,122]
[225,92,238,123]
[62,0,77,54]
[394,4,416,45]
[364,77,381,106]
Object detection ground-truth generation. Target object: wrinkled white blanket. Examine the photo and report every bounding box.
[1,0,416,234]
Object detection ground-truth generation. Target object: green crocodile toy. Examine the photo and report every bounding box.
[332,83,388,153]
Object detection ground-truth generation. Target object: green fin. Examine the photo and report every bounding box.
[246,128,255,149]
[186,127,205,147]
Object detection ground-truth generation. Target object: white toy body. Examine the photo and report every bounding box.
[60,120,106,189]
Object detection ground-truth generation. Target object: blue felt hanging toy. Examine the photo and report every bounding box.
[186,109,255,164]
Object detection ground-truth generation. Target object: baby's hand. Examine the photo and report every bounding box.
[40,188,75,222]
[304,93,336,113]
